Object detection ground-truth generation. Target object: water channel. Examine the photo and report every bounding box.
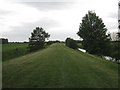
[78,48,120,63]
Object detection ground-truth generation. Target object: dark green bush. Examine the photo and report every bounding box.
[110,41,120,61]
[65,38,78,49]
[46,40,60,45]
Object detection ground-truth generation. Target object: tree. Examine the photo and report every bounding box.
[110,43,120,61]
[117,32,120,41]
[28,27,50,52]
[65,38,78,49]
[0,38,8,44]
[77,11,110,55]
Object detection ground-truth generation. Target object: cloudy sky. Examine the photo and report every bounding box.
[0,0,118,42]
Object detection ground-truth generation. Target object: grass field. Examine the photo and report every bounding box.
[2,43,28,61]
[3,43,118,88]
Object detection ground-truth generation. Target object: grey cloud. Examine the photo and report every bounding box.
[21,2,74,11]
[49,30,79,41]
[0,9,13,15]
[108,12,118,19]
[0,10,10,15]
[15,0,75,2]
[106,22,118,31]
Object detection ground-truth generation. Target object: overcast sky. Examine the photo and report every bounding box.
[0,0,118,42]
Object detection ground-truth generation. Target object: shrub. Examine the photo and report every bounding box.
[65,38,78,49]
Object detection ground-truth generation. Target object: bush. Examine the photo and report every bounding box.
[46,40,60,45]
[110,41,120,61]
[28,41,44,52]
[65,38,78,49]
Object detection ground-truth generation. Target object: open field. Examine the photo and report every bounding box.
[2,43,28,61]
[3,43,118,88]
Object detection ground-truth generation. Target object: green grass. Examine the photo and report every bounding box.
[3,43,118,88]
[2,43,28,61]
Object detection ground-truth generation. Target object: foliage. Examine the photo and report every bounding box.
[77,41,120,61]
[76,40,82,43]
[117,32,120,37]
[0,38,8,44]
[77,42,84,49]
[77,11,110,55]
[117,32,120,41]
[109,41,120,61]
[28,27,50,52]
[119,25,120,29]
[65,38,78,49]
[46,40,60,45]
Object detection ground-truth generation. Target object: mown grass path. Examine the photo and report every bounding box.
[3,44,118,88]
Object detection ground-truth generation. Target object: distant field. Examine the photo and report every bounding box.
[3,43,118,88]
[2,43,28,61]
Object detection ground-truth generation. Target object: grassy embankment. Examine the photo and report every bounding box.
[3,43,118,88]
